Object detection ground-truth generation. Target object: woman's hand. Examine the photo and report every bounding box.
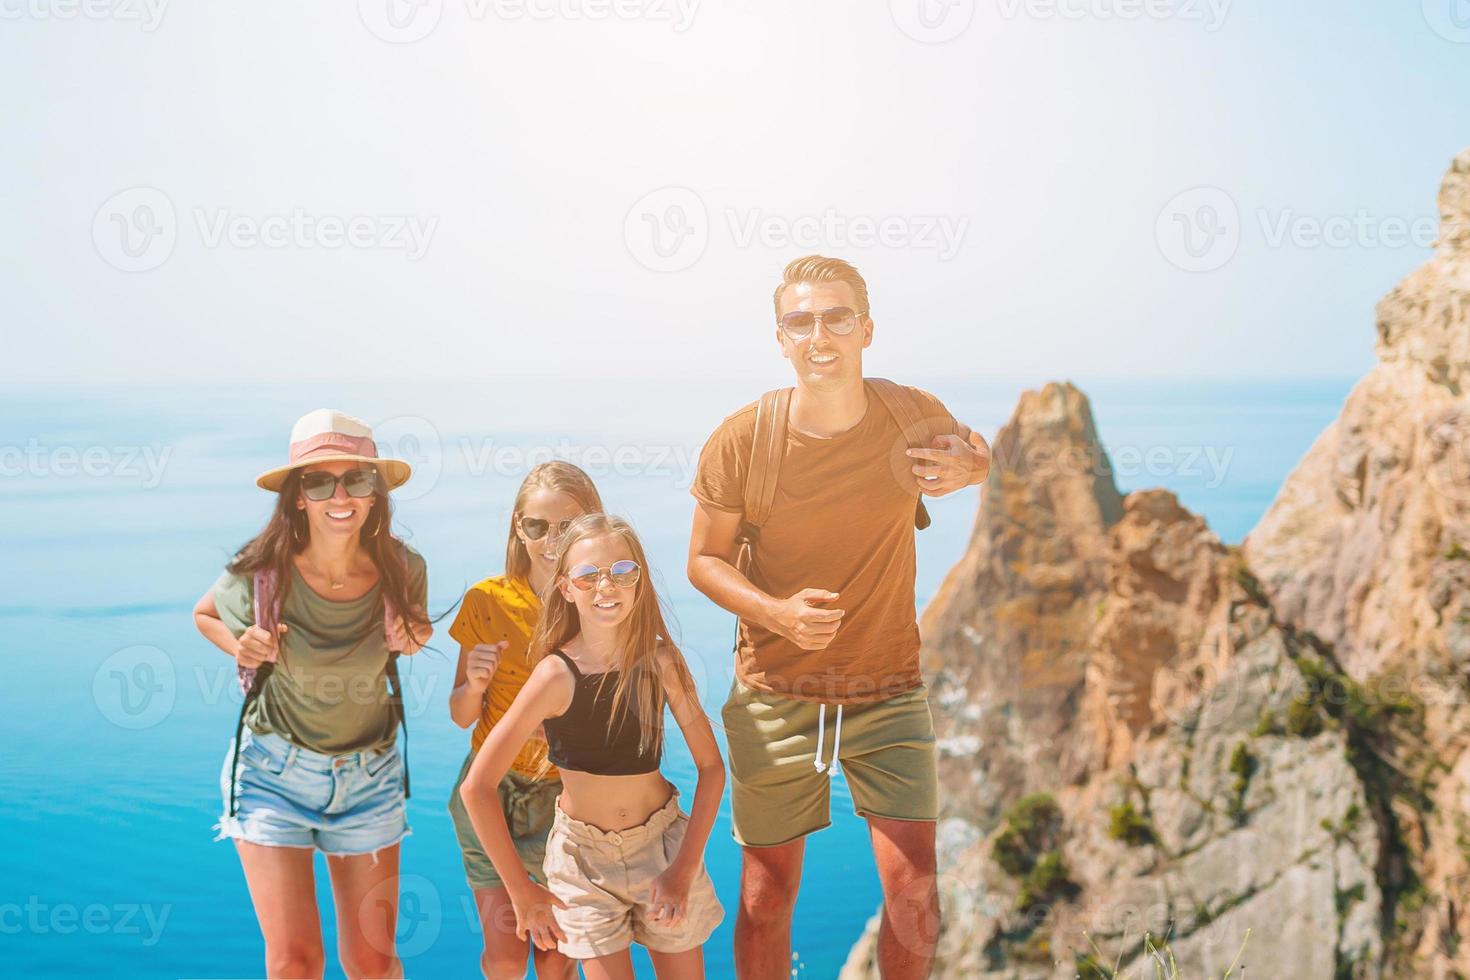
[388,612,433,655]
[464,641,505,691]
[509,882,568,951]
[236,623,285,669]
[648,864,694,927]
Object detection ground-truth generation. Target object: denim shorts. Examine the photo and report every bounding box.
[214,728,409,856]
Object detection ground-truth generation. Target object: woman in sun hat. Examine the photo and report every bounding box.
[193,408,432,980]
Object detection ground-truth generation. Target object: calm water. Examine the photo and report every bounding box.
[0,376,1353,978]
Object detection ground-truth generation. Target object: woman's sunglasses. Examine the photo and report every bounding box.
[520,517,573,541]
[778,306,866,342]
[300,469,378,502]
[566,559,641,591]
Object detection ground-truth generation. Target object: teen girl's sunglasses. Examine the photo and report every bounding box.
[300,468,379,501]
[778,306,867,341]
[566,559,641,591]
[520,517,574,541]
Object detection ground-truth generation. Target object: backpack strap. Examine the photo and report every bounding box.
[746,387,791,529]
[383,541,411,801]
[229,567,279,816]
[734,387,792,576]
[866,378,936,531]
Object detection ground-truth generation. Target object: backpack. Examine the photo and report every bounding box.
[733,377,936,578]
[227,555,412,816]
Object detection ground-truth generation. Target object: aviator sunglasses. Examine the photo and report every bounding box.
[778,306,867,341]
[519,516,574,541]
[300,468,379,501]
[566,559,641,591]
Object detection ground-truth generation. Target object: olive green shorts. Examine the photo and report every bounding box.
[721,679,938,848]
[447,751,561,890]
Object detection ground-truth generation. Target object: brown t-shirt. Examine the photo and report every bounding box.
[691,382,960,704]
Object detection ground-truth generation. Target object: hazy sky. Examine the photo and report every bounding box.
[5,1,1469,387]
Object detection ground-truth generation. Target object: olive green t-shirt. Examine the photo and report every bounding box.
[213,548,428,754]
[691,382,960,704]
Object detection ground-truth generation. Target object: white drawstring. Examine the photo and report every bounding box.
[814,703,844,777]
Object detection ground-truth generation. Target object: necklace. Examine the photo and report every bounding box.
[301,556,349,591]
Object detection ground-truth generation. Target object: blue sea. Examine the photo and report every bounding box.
[0,376,1354,978]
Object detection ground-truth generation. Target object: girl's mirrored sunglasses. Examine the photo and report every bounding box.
[566,559,641,591]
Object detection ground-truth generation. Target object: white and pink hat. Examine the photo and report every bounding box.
[254,409,412,493]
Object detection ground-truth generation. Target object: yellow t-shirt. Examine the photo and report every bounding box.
[449,574,558,780]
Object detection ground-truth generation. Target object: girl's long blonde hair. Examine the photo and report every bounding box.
[505,462,604,583]
[529,513,696,756]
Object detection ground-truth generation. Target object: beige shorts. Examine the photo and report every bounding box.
[722,679,938,848]
[543,788,724,960]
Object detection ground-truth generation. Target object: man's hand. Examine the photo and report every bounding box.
[767,588,845,651]
[907,431,991,497]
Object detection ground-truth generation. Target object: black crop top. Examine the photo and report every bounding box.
[542,649,663,775]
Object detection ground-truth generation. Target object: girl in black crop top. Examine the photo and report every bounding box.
[458,514,726,972]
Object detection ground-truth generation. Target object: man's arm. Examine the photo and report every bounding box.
[686,501,844,651]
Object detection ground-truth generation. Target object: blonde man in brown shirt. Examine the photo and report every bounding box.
[688,256,990,979]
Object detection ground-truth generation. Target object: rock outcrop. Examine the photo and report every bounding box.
[841,149,1470,979]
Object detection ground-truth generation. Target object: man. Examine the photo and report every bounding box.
[687,255,991,979]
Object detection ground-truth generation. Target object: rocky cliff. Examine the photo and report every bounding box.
[841,149,1470,979]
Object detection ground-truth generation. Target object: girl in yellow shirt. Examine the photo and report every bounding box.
[447,461,602,979]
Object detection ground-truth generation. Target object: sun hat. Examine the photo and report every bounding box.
[254,409,412,493]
